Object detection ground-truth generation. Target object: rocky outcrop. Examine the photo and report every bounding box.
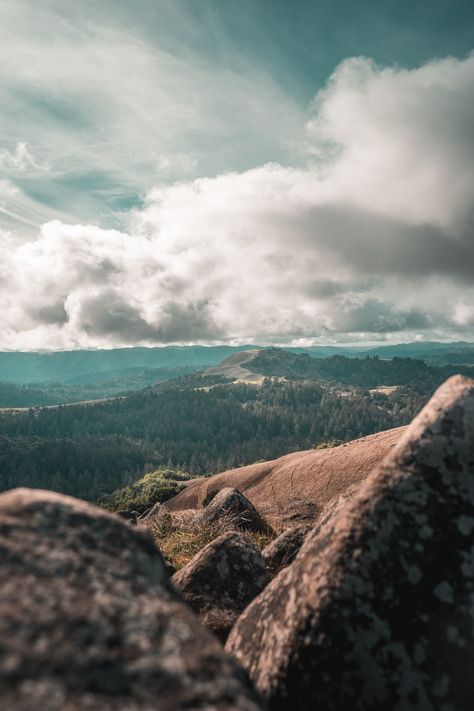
[199,487,272,534]
[167,427,404,528]
[262,524,310,576]
[173,531,269,642]
[0,488,263,710]
[227,375,474,710]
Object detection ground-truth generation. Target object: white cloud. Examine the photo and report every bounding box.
[1,53,474,348]
[306,55,474,229]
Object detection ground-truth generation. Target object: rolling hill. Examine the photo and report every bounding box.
[0,345,259,384]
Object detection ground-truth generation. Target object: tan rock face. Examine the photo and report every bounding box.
[167,426,405,528]
[0,489,263,710]
[226,375,474,711]
[173,531,269,643]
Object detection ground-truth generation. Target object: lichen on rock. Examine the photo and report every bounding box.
[226,375,474,711]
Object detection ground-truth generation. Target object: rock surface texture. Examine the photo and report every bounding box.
[0,488,263,710]
[199,487,272,534]
[262,524,310,577]
[227,375,474,711]
[167,427,404,527]
[173,531,269,642]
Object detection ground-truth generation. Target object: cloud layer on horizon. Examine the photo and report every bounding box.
[1,53,474,349]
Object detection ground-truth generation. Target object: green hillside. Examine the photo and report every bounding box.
[2,347,472,502]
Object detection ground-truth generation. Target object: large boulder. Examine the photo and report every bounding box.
[172,531,269,642]
[227,375,474,710]
[200,487,272,534]
[0,488,263,710]
[262,524,310,577]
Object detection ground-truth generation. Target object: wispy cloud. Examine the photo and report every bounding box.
[0,0,304,229]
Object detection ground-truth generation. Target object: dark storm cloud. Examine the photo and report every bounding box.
[77,290,222,343]
[32,302,69,325]
[296,206,474,283]
[330,300,433,334]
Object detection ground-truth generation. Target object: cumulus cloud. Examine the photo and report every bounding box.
[1,54,474,348]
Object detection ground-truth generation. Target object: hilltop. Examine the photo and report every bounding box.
[1,342,473,408]
[203,349,264,384]
[179,346,474,391]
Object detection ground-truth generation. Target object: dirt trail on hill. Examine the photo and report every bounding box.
[203,349,264,384]
[167,426,406,521]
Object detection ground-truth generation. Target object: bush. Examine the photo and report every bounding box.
[313,439,344,450]
[104,468,189,512]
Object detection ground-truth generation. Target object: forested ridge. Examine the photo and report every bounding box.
[249,349,472,388]
[1,351,472,502]
[0,380,422,500]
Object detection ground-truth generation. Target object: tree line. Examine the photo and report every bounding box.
[0,377,428,501]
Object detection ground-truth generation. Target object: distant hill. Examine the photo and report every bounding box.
[358,341,474,364]
[295,341,474,364]
[198,347,474,390]
[0,342,472,387]
[0,346,259,384]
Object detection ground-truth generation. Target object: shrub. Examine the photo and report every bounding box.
[313,439,344,450]
[104,468,189,512]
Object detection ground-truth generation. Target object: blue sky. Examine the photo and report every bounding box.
[0,0,473,348]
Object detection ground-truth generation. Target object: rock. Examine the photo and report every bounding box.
[0,488,263,710]
[200,487,272,534]
[173,531,269,642]
[167,426,404,517]
[115,508,139,524]
[262,524,310,576]
[138,501,172,526]
[226,375,474,710]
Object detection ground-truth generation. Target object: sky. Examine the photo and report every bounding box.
[1,0,474,350]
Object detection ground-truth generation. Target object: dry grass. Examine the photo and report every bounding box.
[144,510,276,571]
